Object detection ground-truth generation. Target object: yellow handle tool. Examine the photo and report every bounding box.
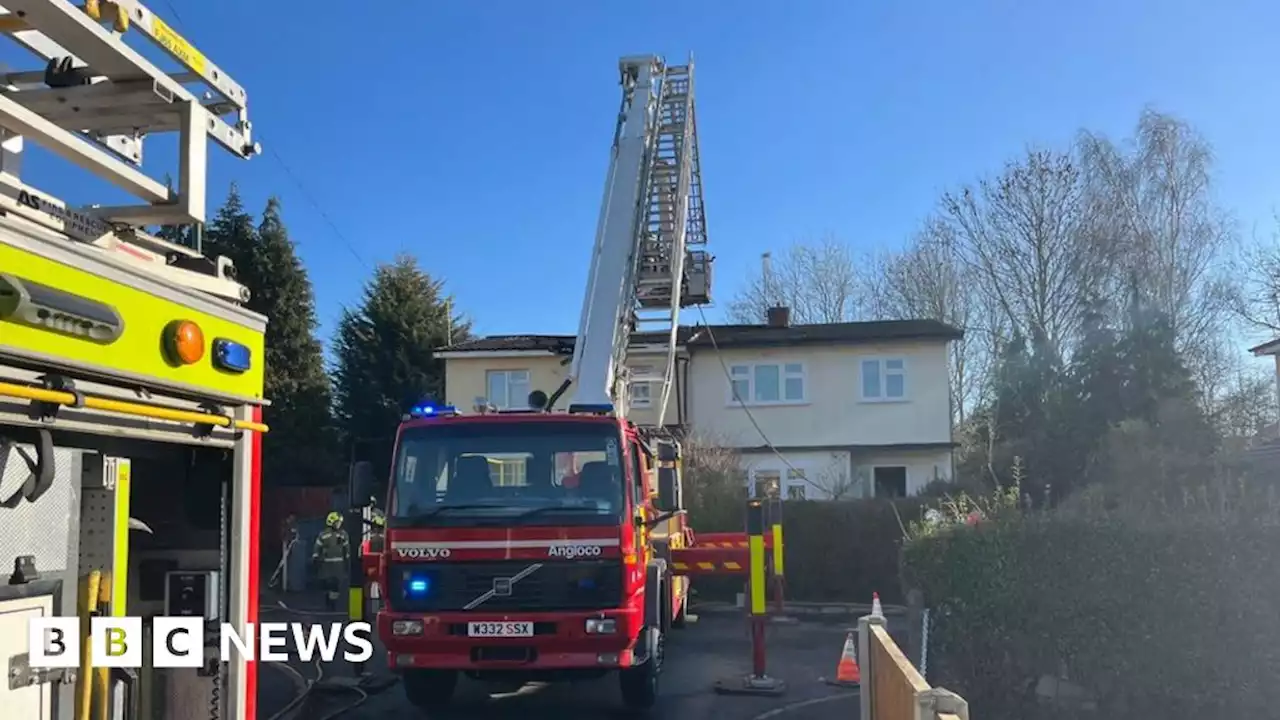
[74,571,102,720]
[92,573,112,720]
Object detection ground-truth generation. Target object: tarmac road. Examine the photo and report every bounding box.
[259,600,881,720]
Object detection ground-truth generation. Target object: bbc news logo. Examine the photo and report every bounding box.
[27,618,375,668]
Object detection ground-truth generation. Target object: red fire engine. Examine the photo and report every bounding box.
[364,55,731,710]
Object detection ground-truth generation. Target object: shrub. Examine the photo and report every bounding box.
[902,483,1280,719]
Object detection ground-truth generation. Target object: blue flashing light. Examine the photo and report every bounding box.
[211,338,252,374]
[405,574,431,596]
[409,402,458,418]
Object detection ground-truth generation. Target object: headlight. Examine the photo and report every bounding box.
[392,619,424,636]
[585,618,616,634]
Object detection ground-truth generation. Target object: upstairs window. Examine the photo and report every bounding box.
[629,365,653,408]
[486,369,531,409]
[728,362,806,405]
[860,358,906,401]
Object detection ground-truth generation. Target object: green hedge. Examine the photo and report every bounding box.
[688,498,925,604]
[902,515,1280,719]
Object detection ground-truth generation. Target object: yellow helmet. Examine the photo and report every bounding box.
[325,511,342,528]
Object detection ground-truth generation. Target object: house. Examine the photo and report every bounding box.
[1247,337,1280,460]
[435,307,962,500]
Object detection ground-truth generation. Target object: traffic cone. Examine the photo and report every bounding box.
[871,591,884,618]
[830,631,860,686]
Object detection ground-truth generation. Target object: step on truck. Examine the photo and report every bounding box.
[366,54,724,710]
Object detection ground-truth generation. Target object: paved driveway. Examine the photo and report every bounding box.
[259,600,879,720]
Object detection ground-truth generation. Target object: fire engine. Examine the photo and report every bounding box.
[0,1,265,719]
[367,55,734,710]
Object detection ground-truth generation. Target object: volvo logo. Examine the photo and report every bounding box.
[463,564,542,610]
[396,547,452,560]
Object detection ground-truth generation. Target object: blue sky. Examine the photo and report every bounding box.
[16,0,1280,347]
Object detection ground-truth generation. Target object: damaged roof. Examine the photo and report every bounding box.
[439,319,962,354]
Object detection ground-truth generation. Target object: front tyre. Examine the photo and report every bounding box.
[403,669,458,709]
[619,626,664,710]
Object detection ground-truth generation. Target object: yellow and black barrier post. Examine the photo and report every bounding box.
[347,507,366,677]
[766,496,788,618]
[713,500,786,696]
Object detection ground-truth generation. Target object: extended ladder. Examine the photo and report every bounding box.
[0,0,258,302]
[567,55,712,425]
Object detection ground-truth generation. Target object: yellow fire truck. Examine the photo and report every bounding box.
[0,1,267,719]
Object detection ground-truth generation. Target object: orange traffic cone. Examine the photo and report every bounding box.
[871,591,884,618]
[828,631,860,686]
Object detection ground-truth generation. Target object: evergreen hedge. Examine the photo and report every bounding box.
[902,512,1280,719]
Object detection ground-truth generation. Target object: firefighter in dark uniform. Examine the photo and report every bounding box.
[312,511,350,611]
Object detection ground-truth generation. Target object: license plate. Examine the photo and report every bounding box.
[467,621,534,638]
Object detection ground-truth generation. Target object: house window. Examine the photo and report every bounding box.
[752,469,780,499]
[786,468,807,500]
[486,369,531,409]
[873,466,908,498]
[861,358,906,400]
[629,365,653,408]
[728,362,806,405]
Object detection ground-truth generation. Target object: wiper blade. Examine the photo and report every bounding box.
[514,505,611,519]
[397,503,511,521]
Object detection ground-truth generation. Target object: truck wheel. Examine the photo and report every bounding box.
[403,669,457,709]
[619,626,663,710]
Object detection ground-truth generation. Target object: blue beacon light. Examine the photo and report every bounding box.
[406,574,431,596]
[211,338,252,373]
[409,402,458,418]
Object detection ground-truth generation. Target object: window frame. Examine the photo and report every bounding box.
[628,365,654,408]
[726,361,809,407]
[486,369,532,409]
[858,357,908,402]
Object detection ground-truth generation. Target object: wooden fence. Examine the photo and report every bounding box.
[859,614,969,720]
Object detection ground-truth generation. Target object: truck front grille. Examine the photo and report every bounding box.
[387,560,624,612]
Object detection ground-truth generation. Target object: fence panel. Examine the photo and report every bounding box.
[870,623,930,720]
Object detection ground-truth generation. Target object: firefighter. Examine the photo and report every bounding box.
[312,511,350,611]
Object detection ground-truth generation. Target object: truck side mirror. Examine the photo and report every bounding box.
[349,461,376,507]
[655,465,684,513]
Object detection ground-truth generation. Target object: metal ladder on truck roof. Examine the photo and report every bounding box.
[0,0,258,303]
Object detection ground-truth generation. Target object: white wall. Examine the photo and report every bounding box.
[686,340,952,448]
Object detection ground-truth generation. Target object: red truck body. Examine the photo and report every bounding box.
[371,408,690,709]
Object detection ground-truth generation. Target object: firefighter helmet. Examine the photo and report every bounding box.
[325,511,342,528]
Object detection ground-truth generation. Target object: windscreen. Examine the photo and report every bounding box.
[389,420,626,527]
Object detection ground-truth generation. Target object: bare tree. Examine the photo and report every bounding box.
[875,218,984,422]
[728,236,865,324]
[1234,214,1280,335]
[1077,109,1236,366]
[941,148,1099,354]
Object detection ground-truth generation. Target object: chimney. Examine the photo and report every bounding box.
[766,306,791,328]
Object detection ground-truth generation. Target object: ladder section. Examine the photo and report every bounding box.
[629,60,712,426]
[0,0,258,303]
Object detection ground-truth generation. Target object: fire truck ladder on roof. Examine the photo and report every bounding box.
[567,55,711,424]
[0,0,259,303]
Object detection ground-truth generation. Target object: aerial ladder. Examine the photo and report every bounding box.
[557,55,711,426]
[0,2,266,720]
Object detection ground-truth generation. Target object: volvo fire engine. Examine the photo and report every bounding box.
[0,2,265,719]
[369,56,724,710]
